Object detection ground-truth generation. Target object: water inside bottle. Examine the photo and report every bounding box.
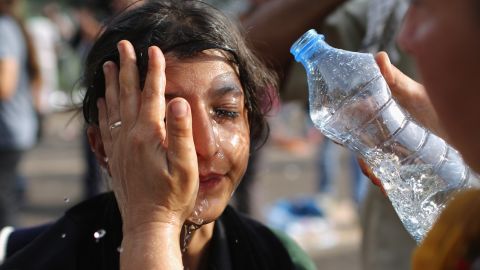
[310,74,465,242]
[367,149,456,242]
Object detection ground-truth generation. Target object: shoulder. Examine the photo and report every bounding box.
[270,229,317,270]
[0,193,120,269]
[0,16,18,37]
[0,16,23,58]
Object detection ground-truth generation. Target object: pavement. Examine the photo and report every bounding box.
[18,110,362,269]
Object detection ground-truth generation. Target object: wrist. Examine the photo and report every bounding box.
[122,220,183,239]
[120,204,186,236]
[120,224,183,270]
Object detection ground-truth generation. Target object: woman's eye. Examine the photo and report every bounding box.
[214,109,240,119]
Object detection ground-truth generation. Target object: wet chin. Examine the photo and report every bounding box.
[187,194,229,225]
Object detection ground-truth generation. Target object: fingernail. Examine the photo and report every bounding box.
[171,100,187,117]
[103,61,111,73]
[148,46,155,57]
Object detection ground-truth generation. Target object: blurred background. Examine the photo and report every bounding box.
[8,0,417,269]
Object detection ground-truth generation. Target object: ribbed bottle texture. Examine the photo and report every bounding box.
[291,29,480,242]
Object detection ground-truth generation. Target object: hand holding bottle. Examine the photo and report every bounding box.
[291,29,479,242]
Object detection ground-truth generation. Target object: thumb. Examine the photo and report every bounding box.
[375,51,395,87]
[166,98,198,176]
[375,51,421,99]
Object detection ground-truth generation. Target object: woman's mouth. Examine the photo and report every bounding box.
[199,174,223,190]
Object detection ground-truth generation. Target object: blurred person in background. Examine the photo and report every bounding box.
[26,4,62,139]
[69,0,142,199]
[0,0,40,226]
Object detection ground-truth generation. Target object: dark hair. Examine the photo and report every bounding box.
[82,0,277,149]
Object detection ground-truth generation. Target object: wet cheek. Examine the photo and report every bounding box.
[219,130,249,157]
[217,126,250,169]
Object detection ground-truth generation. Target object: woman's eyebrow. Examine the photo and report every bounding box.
[211,72,243,98]
[211,85,243,99]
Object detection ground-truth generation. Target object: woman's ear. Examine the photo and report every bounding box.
[86,125,108,169]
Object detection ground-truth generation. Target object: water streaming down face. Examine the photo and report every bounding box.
[165,53,250,226]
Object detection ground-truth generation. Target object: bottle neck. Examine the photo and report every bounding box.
[291,29,331,65]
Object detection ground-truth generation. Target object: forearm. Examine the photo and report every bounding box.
[120,224,183,270]
[0,58,19,100]
[242,0,346,74]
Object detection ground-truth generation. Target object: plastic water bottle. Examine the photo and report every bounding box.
[290,29,480,242]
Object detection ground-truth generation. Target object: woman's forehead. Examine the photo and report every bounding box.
[164,53,243,96]
[164,51,240,80]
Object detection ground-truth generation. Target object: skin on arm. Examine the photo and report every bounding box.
[0,58,19,100]
[242,0,347,75]
[89,41,198,269]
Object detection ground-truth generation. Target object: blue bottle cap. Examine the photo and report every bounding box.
[290,29,325,62]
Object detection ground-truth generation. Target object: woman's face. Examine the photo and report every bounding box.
[398,0,480,172]
[165,50,250,223]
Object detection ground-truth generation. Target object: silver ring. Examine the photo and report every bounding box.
[109,121,122,131]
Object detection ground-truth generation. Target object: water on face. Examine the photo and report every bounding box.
[182,199,209,252]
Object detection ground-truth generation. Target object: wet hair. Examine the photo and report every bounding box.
[82,0,278,149]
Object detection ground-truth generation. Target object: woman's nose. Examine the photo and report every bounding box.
[192,109,219,160]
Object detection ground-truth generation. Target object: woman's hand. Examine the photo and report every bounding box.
[97,40,199,236]
[94,40,199,269]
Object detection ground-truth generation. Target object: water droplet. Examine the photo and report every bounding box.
[117,246,123,253]
[94,229,106,242]
[234,239,239,244]
[64,197,70,203]
[181,223,200,253]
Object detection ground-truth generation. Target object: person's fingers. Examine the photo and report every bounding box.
[139,46,167,140]
[357,158,387,196]
[375,51,395,85]
[97,98,113,159]
[103,61,121,128]
[375,52,446,137]
[165,98,197,176]
[118,40,141,129]
[375,52,422,99]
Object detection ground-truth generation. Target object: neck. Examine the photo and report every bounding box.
[181,221,214,270]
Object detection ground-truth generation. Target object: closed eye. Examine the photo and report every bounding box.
[214,109,240,119]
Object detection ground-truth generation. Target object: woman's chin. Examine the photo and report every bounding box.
[187,197,229,226]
